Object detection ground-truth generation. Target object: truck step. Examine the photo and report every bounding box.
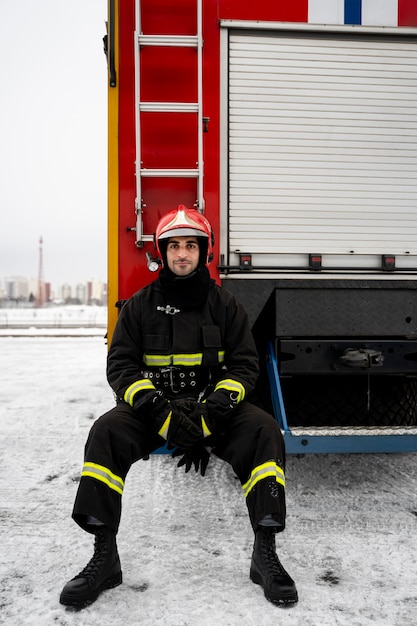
[288,425,417,437]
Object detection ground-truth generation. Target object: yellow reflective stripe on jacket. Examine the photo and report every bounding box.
[82,462,124,495]
[174,353,203,366]
[214,378,245,403]
[144,354,173,367]
[124,379,156,406]
[242,461,285,499]
[158,411,172,439]
[143,351,225,367]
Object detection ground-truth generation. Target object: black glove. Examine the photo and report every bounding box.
[205,388,240,423]
[164,406,204,449]
[171,398,214,438]
[133,391,203,448]
[172,444,211,477]
[132,389,167,416]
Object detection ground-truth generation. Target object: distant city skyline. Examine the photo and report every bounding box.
[5,234,108,295]
[0,274,107,306]
[0,235,107,292]
[0,272,106,291]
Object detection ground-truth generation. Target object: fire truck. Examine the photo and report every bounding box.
[104,0,417,453]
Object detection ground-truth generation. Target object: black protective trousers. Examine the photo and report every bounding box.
[72,401,287,535]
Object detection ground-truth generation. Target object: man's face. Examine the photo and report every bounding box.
[166,236,200,276]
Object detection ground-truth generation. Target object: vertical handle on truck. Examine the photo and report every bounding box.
[108,0,117,87]
[266,341,290,432]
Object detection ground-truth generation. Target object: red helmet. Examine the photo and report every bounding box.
[155,205,214,264]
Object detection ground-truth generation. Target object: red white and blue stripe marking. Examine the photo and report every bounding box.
[308,0,417,27]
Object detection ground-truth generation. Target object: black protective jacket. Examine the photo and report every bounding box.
[107,268,259,422]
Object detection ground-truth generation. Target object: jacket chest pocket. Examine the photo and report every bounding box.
[143,334,171,366]
[201,325,223,367]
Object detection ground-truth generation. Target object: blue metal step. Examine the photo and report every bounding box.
[266,341,417,454]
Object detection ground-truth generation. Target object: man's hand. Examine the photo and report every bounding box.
[160,406,203,449]
[133,391,203,448]
[151,399,203,448]
[172,444,211,477]
[171,399,214,438]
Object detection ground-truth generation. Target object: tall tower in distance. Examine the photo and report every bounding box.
[35,235,45,307]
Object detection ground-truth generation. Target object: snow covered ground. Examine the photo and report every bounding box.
[1,335,417,626]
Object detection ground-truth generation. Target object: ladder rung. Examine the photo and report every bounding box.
[139,102,199,113]
[140,168,199,178]
[138,34,198,47]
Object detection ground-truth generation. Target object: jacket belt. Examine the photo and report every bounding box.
[140,367,211,396]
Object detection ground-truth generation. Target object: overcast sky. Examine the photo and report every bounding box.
[0,0,108,291]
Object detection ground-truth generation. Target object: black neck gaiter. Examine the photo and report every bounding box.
[157,265,212,309]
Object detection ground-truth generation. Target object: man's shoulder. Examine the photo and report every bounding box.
[209,281,239,306]
[132,281,156,298]
[122,280,160,308]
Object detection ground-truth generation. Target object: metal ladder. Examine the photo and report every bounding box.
[134,0,204,247]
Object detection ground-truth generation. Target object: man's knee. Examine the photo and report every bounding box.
[86,405,132,449]
[242,402,280,430]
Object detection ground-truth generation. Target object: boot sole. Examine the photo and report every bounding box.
[60,571,123,608]
[250,568,298,606]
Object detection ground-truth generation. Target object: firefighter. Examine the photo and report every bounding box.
[59,205,298,608]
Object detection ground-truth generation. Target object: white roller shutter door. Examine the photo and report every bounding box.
[228,30,417,266]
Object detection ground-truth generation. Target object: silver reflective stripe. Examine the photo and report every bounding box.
[242,461,285,498]
[143,351,225,367]
[214,378,245,403]
[82,462,124,495]
[124,379,156,406]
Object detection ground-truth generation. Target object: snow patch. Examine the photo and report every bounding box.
[1,336,417,625]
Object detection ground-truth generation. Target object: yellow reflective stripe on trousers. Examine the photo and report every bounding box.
[82,462,124,495]
[143,351,225,367]
[242,461,285,498]
[214,378,245,403]
[124,379,156,406]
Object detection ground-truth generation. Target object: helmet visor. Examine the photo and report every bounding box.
[158,227,208,240]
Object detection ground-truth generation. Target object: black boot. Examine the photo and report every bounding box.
[60,526,122,608]
[250,527,298,605]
